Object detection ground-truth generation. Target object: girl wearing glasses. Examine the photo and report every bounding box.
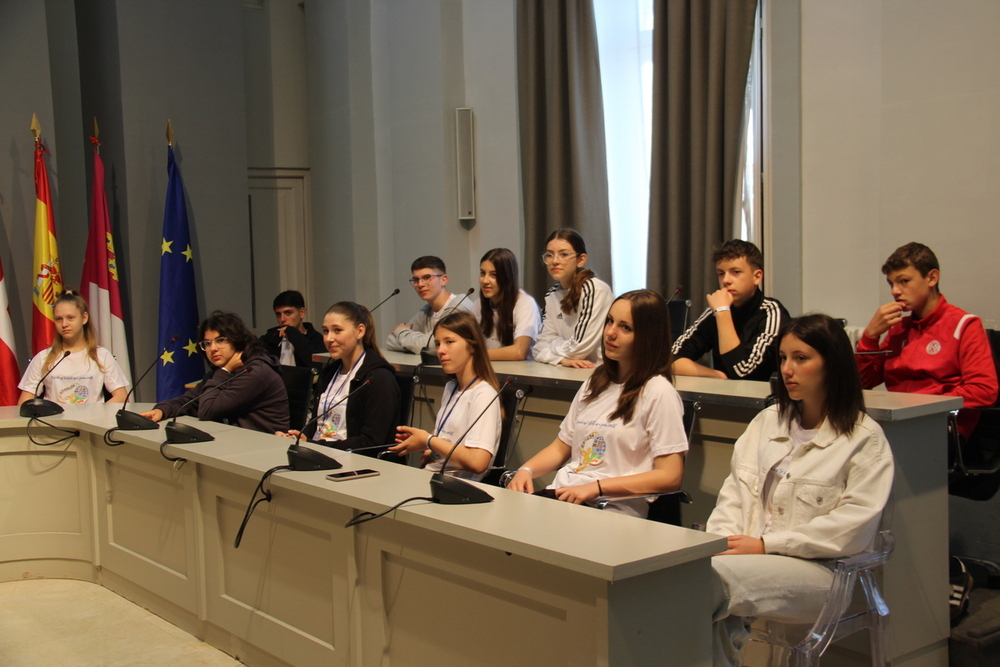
[472,248,541,361]
[141,311,289,433]
[390,311,501,480]
[507,290,687,517]
[534,229,614,368]
[17,291,129,405]
[278,302,400,457]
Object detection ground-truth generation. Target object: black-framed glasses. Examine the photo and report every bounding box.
[408,274,444,286]
[198,336,230,351]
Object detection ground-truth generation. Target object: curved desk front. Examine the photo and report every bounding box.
[0,405,724,666]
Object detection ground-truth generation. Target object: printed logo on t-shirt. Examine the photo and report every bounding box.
[926,340,941,355]
[556,313,563,320]
[58,384,89,404]
[319,413,342,440]
[573,432,607,472]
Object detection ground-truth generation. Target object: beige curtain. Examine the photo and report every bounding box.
[646,0,758,309]
[517,0,612,299]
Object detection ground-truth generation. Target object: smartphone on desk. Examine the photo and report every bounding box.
[327,469,380,482]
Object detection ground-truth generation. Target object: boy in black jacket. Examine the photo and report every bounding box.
[259,290,325,367]
[671,240,788,382]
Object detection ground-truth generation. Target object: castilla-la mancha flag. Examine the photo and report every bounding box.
[81,136,132,383]
[31,132,64,354]
[0,256,20,406]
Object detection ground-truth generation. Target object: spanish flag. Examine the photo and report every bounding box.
[31,117,64,354]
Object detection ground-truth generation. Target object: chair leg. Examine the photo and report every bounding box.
[860,571,890,667]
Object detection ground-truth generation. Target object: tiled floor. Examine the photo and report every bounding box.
[0,579,243,666]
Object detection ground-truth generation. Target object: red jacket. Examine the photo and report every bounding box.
[856,295,998,438]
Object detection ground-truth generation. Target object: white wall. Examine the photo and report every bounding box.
[781,0,1000,327]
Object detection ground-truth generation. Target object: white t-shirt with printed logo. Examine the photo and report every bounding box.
[550,375,688,492]
[315,353,365,442]
[424,379,503,482]
[18,347,129,405]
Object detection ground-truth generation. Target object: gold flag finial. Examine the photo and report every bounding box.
[30,113,41,142]
[166,120,174,147]
[93,117,100,141]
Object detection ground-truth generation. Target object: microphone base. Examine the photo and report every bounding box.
[165,421,215,444]
[287,443,343,471]
[420,347,438,366]
[430,472,494,505]
[20,398,64,419]
[116,409,159,431]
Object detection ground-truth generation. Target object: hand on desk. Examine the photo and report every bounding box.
[275,429,305,441]
[139,408,164,422]
[507,469,535,494]
[555,482,600,505]
[559,358,595,369]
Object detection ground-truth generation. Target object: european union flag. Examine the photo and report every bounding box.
[156,146,203,401]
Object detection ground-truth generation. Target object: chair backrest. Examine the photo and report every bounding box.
[482,385,529,486]
[279,365,317,431]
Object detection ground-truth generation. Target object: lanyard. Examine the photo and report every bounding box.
[319,352,365,419]
[434,376,479,437]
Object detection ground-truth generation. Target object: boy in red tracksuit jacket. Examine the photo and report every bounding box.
[856,242,997,438]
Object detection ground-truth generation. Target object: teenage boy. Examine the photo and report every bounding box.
[672,240,788,382]
[387,256,473,354]
[259,290,325,367]
[856,242,997,438]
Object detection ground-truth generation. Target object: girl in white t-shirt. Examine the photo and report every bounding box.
[534,229,614,369]
[390,310,502,481]
[471,247,541,362]
[508,290,687,517]
[18,291,128,405]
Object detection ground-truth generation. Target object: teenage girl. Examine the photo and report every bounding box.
[18,291,128,405]
[390,310,501,481]
[278,302,399,454]
[507,290,687,517]
[534,229,614,368]
[471,248,541,361]
[706,314,894,666]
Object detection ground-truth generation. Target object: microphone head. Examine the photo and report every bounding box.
[62,350,71,358]
[466,287,475,295]
[392,288,400,295]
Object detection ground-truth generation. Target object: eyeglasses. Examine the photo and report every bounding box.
[198,336,230,351]
[408,274,444,286]
[541,252,578,265]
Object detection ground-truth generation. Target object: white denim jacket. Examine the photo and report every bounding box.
[706,406,894,560]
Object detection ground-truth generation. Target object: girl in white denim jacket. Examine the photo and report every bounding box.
[706,314,895,667]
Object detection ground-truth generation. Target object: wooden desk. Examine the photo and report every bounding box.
[375,350,960,667]
[0,405,724,666]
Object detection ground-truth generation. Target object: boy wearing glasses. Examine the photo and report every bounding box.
[259,290,326,367]
[672,239,788,382]
[386,256,473,354]
[141,311,289,433]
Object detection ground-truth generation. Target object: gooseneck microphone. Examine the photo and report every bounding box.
[163,366,252,446]
[20,350,72,418]
[665,285,683,303]
[369,288,401,314]
[429,380,510,505]
[286,379,371,470]
[113,335,179,432]
[420,288,476,366]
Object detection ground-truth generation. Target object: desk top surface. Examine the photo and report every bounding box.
[0,404,726,583]
[364,351,961,420]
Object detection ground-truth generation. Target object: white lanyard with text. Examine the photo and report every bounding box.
[433,375,479,439]
[319,352,366,419]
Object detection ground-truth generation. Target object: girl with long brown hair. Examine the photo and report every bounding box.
[534,229,614,368]
[18,291,128,405]
[390,310,502,480]
[507,290,687,517]
[277,301,399,455]
[471,248,541,361]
